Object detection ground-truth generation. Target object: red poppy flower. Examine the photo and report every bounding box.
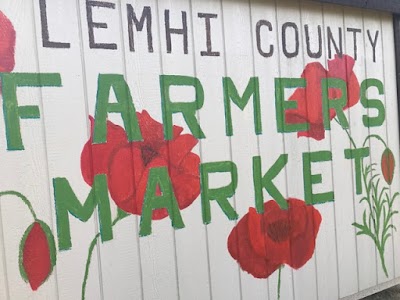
[19,221,57,291]
[0,11,16,73]
[285,55,360,140]
[81,110,200,219]
[381,147,395,185]
[227,198,321,278]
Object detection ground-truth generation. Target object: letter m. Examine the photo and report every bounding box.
[223,77,262,136]
[127,5,153,52]
[53,174,112,250]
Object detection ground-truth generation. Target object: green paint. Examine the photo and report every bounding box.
[93,74,142,144]
[0,72,62,150]
[0,191,37,220]
[223,77,262,136]
[275,77,308,133]
[344,147,370,195]
[53,174,112,250]
[160,75,205,140]
[139,167,185,236]
[303,151,334,205]
[200,161,239,224]
[253,154,288,212]
[360,79,385,127]
[322,78,349,130]
[363,134,387,148]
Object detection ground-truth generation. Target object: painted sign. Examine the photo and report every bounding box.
[0,0,399,299]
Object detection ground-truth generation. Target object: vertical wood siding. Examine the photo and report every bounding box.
[0,0,398,299]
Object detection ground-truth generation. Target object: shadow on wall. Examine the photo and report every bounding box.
[364,285,400,299]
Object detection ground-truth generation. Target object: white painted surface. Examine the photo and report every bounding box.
[0,0,398,299]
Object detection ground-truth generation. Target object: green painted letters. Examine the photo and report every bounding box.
[223,77,262,136]
[253,154,288,212]
[303,151,334,205]
[160,75,205,140]
[322,78,349,130]
[53,174,112,250]
[1,73,62,150]
[360,79,385,127]
[200,161,239,224]
[275,78,308,133]
[139,167,185,236]
[344,147,370,194]
[94,74,142,144]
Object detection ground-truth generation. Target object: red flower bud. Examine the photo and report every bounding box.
[381,148,395,185]
[19,221,57,291]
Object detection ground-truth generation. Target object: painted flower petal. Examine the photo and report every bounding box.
[108,145,144,214]
[327,55,360,118]
[285,55,360,140]
[0,11,15,73]
[228,214,281,278]
[287,203,321,269]
[136,157,171,220]
[169,152,200,209]
[81,116,128,186]
[137,110,183,150]
[159,134,198,166]
[327,54,355,81]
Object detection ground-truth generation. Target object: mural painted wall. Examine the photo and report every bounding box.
[0,0,399,299]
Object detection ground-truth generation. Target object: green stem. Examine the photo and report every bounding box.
[0,191,37,220]
[363,134,388,148]
[344,128,358,150]
[378,246,389,277]
[81,211,129,300]
[334,118,358,149]
[277,265,282,300]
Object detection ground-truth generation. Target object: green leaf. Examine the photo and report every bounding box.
[353,222,368,232]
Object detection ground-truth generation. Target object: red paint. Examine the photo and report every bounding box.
[0,11,15,73]
[381,148,395,185]
[81,110,200,219]
[22,222,52,291]
[286,55,360,140]
[228,198,321,278]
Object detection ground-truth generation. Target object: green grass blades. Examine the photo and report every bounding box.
[352,163,399,277]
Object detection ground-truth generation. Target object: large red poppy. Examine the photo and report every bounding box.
[0,11,16,73]
[81,110,200,220]
[285,54,360,140]
[227,198,321,278]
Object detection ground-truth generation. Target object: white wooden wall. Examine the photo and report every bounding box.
[0,0,399,299]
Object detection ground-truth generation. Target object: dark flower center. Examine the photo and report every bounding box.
[266,219,291,243]
[141,145,158,166]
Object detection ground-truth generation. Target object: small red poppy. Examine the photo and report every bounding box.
[19,221,57,291]
[381,148,395,185]
[227,198,321,278]
[0,11,16,73]
[81,110,200,219]
[286,55,360,140]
